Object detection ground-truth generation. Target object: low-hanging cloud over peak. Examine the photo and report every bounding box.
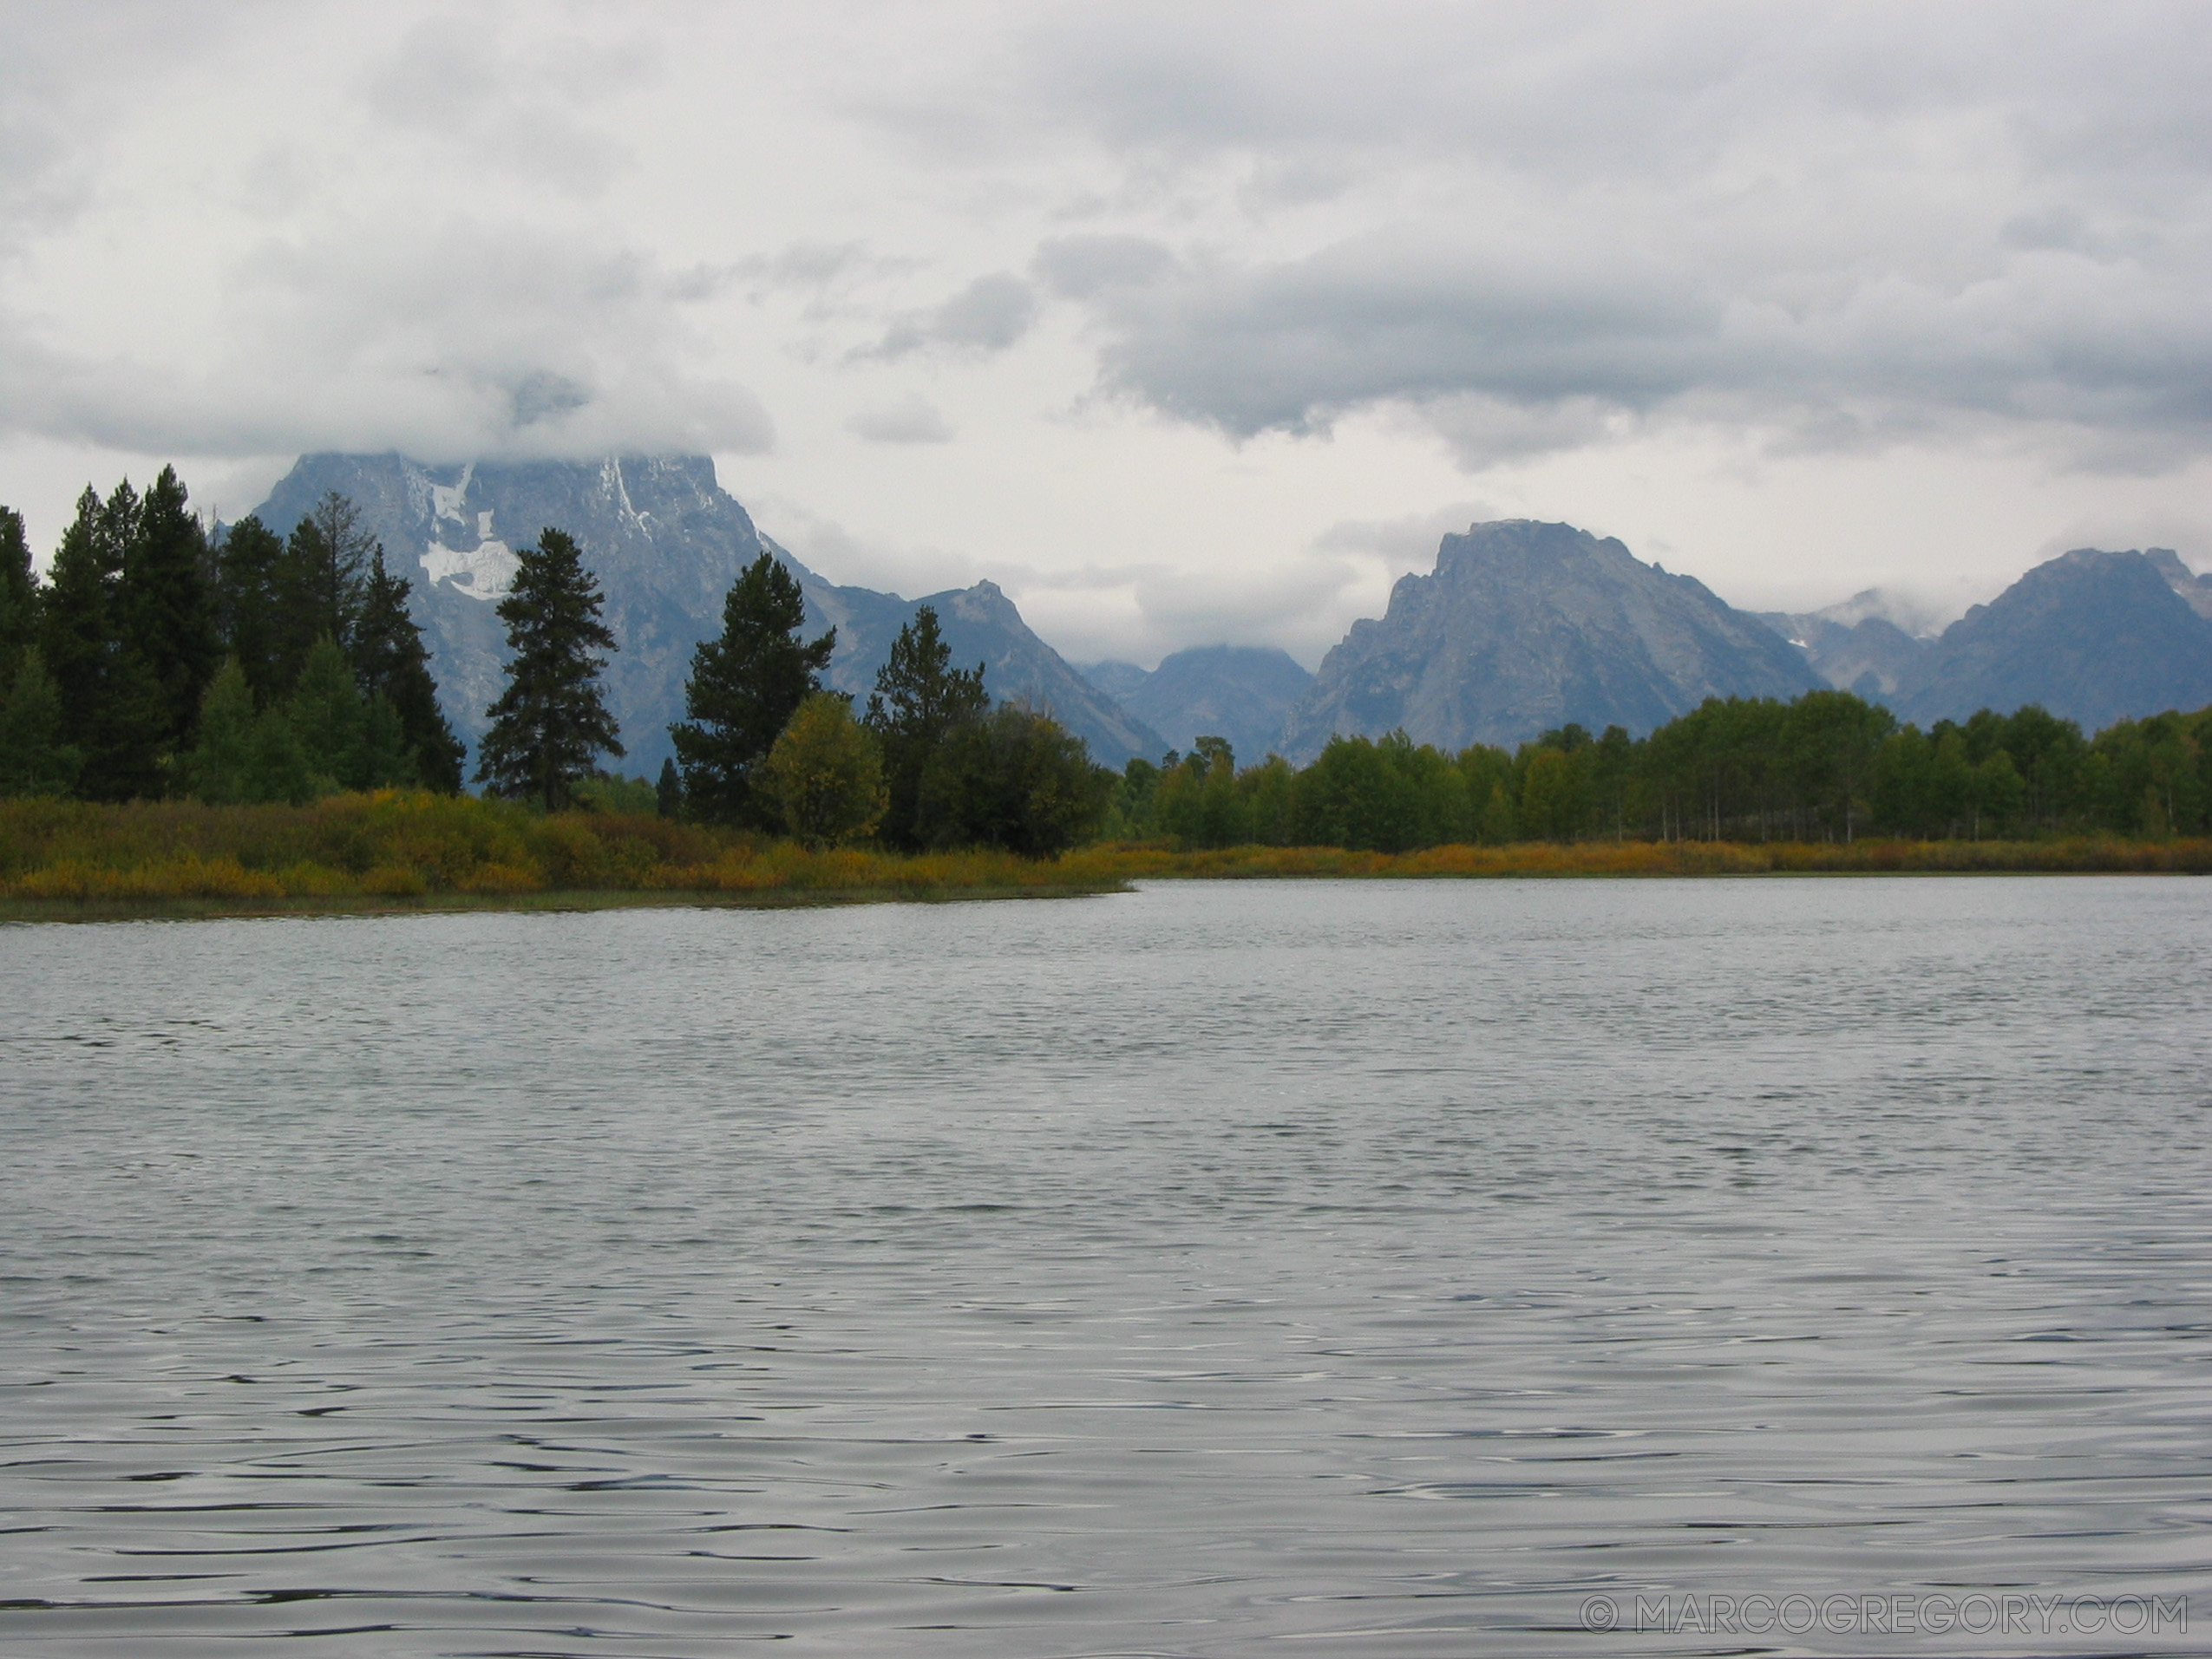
[1034,223,2212,471]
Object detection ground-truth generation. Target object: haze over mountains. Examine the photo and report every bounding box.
[1080,646,1312,763]
[248,454,2212,776]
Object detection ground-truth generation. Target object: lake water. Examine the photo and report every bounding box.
[3,878,2209,1656]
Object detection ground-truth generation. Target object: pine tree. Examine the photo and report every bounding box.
[671,552,834,826]
[183,660,258,804]
[476,527,621,810]
[864,604,988,848]
[41,485,167,800]
[289,636,365,792]
[352,549,464,791]
[0,647,82,798]
[0,505,36,676]
[126,465,221,751]
[656,756,683,817]
[213,514,288,706]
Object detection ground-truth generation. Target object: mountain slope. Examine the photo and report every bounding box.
[1753,607,1929,697]
[1081,645,1312,762]
[1277,519,1822,757]
[1895,549,2212,728]
[250,454,1160,771]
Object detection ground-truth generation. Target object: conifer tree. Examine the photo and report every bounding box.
[289,636,366,792]
[278,491,374,661]
[126,465,220,750]
[41,485,166,800]
[864,604,987,848]
[656,756,683,817]
[351,548,464,792]
[476,527,621,810]
[183,660,259,804]
[0,647,82,798]
[671,552,834,826]
[0,506,36,676]
[213,514,288,706]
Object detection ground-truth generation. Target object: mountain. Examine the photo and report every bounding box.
[795,566,1163,763]
[2147,548,2212,621]
[1753,600,1930,698]
[249,454,1161,772]
[1891,548,2212,729]
[1079,645,1312,763]
[1079,660,1153,705]
[1276,519,1823,757]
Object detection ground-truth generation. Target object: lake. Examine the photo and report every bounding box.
[3,878,2209,1656]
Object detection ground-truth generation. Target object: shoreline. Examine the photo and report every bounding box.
[5,836,2207,924]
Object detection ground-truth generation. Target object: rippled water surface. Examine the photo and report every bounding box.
[4,878,2211,1656]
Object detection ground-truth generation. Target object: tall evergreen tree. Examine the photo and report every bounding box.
[126,465,221,750]
[285,491,374,649]
[0,505,36,675]
[671,552,834,826]
[352,549,464,791]
[213,514,288,706]
[41,485,166,800]
[863,604,987,848]
[182,660,259,804]
[289,636,367,792]
[476,527,621,810]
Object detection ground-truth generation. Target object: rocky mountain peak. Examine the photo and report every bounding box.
[1277,519,1819,757]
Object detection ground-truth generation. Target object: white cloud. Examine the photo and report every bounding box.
[10,1,2212,659]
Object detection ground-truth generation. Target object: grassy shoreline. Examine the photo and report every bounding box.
[1070,836,2212,879]
[1,795,2206,924]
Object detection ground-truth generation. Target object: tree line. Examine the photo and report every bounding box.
[1109,689,2212,850]
[463,526,1110,855]
[9,467,2207,855]
[0,474,461,802]
[0,469,1109,854]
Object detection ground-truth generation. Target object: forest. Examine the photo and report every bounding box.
[3,467,2209,902]
[1109,693,2212,851]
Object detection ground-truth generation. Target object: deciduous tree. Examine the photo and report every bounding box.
[761,692,887,846]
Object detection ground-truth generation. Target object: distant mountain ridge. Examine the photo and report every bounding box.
[1753,598,1929,698]
[1753,547,2212,728]
[1887,548,2212,729]
[1277,519,1822,758]
[249,454,1162,772]
[1080,644,1312,762]
[243,456,2212,781]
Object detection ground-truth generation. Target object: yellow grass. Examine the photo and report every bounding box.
[1068,836,2212,880]
[0,794,1122,918]
[2,797,2204,922]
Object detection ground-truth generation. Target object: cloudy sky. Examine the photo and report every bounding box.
[5,1,2212,665]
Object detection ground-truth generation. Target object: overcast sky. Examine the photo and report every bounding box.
[6,1,2212,665]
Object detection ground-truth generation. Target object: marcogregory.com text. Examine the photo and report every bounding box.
[1579,1591,2187,1639]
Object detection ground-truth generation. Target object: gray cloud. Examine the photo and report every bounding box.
[357,11,659,196]
[0,214,772,462]
[859,4,2212,469]
[848,394,956,444]
[864,272,1038,360]
[1040,226,2212,469]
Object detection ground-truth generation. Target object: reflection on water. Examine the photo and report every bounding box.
[3,878,2209,1656]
